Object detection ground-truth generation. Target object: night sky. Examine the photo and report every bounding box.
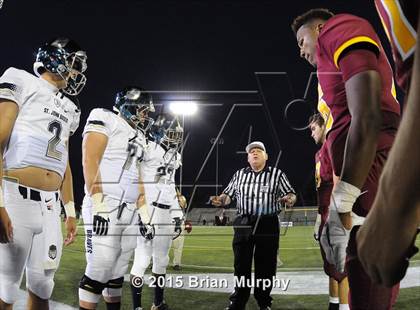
[0,0,397,208]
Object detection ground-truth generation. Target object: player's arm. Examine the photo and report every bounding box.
[0,100,19,243]
[136,171,150,223]
[60,144,77,245]
[82,131,111,235]
[82,132,107,196]
[338,49,383,228]
[357,14,420,286]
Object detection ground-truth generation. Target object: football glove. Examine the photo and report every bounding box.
[173,217,182,240]
[91,193,110,236]
[320,181,361,273]
[185,220,192,233]
[138,217,155,240]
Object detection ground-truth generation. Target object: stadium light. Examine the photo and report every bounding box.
[169,101,198,116]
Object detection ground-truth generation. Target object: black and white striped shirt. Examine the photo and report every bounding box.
[223,166,295,215]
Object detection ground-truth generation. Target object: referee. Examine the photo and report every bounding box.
[210,141,296,310]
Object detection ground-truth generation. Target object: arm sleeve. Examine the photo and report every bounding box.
[0,68,28,108]
[223,171,239,199]
[83,108,114,137]
[319,15,381,69]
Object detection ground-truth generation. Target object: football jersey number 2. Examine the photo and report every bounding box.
[46,121,63,161]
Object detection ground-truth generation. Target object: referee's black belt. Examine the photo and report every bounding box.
[18,185,59,202]
[152,202,171,209]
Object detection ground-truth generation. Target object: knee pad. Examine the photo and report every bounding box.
[26,269,54,300]
[152,254,169,275]
[102,277,124,298]
[131,249,151,277]
[79,274,106,295]
[0,279,20,305]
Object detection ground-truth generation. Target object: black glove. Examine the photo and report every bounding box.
[139,218,155,240]
[93,215,110,236]
[173,217,182,240]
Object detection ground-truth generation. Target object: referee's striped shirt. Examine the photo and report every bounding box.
[223,166,295,215]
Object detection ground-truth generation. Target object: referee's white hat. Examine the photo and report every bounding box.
[245,141,266,153]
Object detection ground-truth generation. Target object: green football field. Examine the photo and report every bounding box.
[48,225,420,309]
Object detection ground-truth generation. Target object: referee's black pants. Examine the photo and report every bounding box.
[228,214,279,309]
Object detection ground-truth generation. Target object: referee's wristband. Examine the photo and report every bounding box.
[64,201,76,218]
[0,186,4,208]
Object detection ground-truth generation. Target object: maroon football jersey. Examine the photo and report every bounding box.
[315,143,333,220]
[316,14,400,175]
[375,0,418,92]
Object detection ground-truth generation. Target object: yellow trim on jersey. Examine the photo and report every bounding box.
[317,84,333,133]
[380,0,416,60]
[333,36,380,68]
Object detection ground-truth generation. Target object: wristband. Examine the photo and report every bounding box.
[0,186,4,208]
[332,180,361,213]
[64,201,76,218]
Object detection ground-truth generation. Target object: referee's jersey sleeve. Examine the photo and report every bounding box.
[223,170,239,199]
[277,170,295,197]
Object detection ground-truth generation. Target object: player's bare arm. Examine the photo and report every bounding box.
[0,100,18,243]
[82,131,110,235]
[60,152,77,246]
[339,69,382,229]
[357,11,420,286]
[82,132,107,195]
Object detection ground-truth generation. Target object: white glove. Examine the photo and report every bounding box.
[320,180,361,273]
[91,193,110,236]
[314,213,322,241]
[320,203,350,273]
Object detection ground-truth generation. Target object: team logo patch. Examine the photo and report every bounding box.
[54,97,61,108]
[48,245,57,260]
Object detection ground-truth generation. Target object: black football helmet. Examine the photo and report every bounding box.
[34,37,87,96]
[151,114,183,149]
[114,86,155,133]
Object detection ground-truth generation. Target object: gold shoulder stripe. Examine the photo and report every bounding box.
[333,36,379,68]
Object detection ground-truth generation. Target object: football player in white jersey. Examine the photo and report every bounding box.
[78,87,155,310]
[0,38,87,310]
[130,115,185,310]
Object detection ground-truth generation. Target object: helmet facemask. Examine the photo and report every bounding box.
[161,117,184,150]
[59,51,88,96]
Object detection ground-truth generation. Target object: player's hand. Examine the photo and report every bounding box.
[172,217,182,239]
[64,216,77,246]
[91,193,110,236]
[0,207,13,243]
[210,196,223,207]
[313,213,322,241]
[139,218,155,240]
[320,203,351,273]
[280,193,297,207]
[185,220,192,233]
[357,194,420,287]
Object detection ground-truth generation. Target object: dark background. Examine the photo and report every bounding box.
[0,0,400,209]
